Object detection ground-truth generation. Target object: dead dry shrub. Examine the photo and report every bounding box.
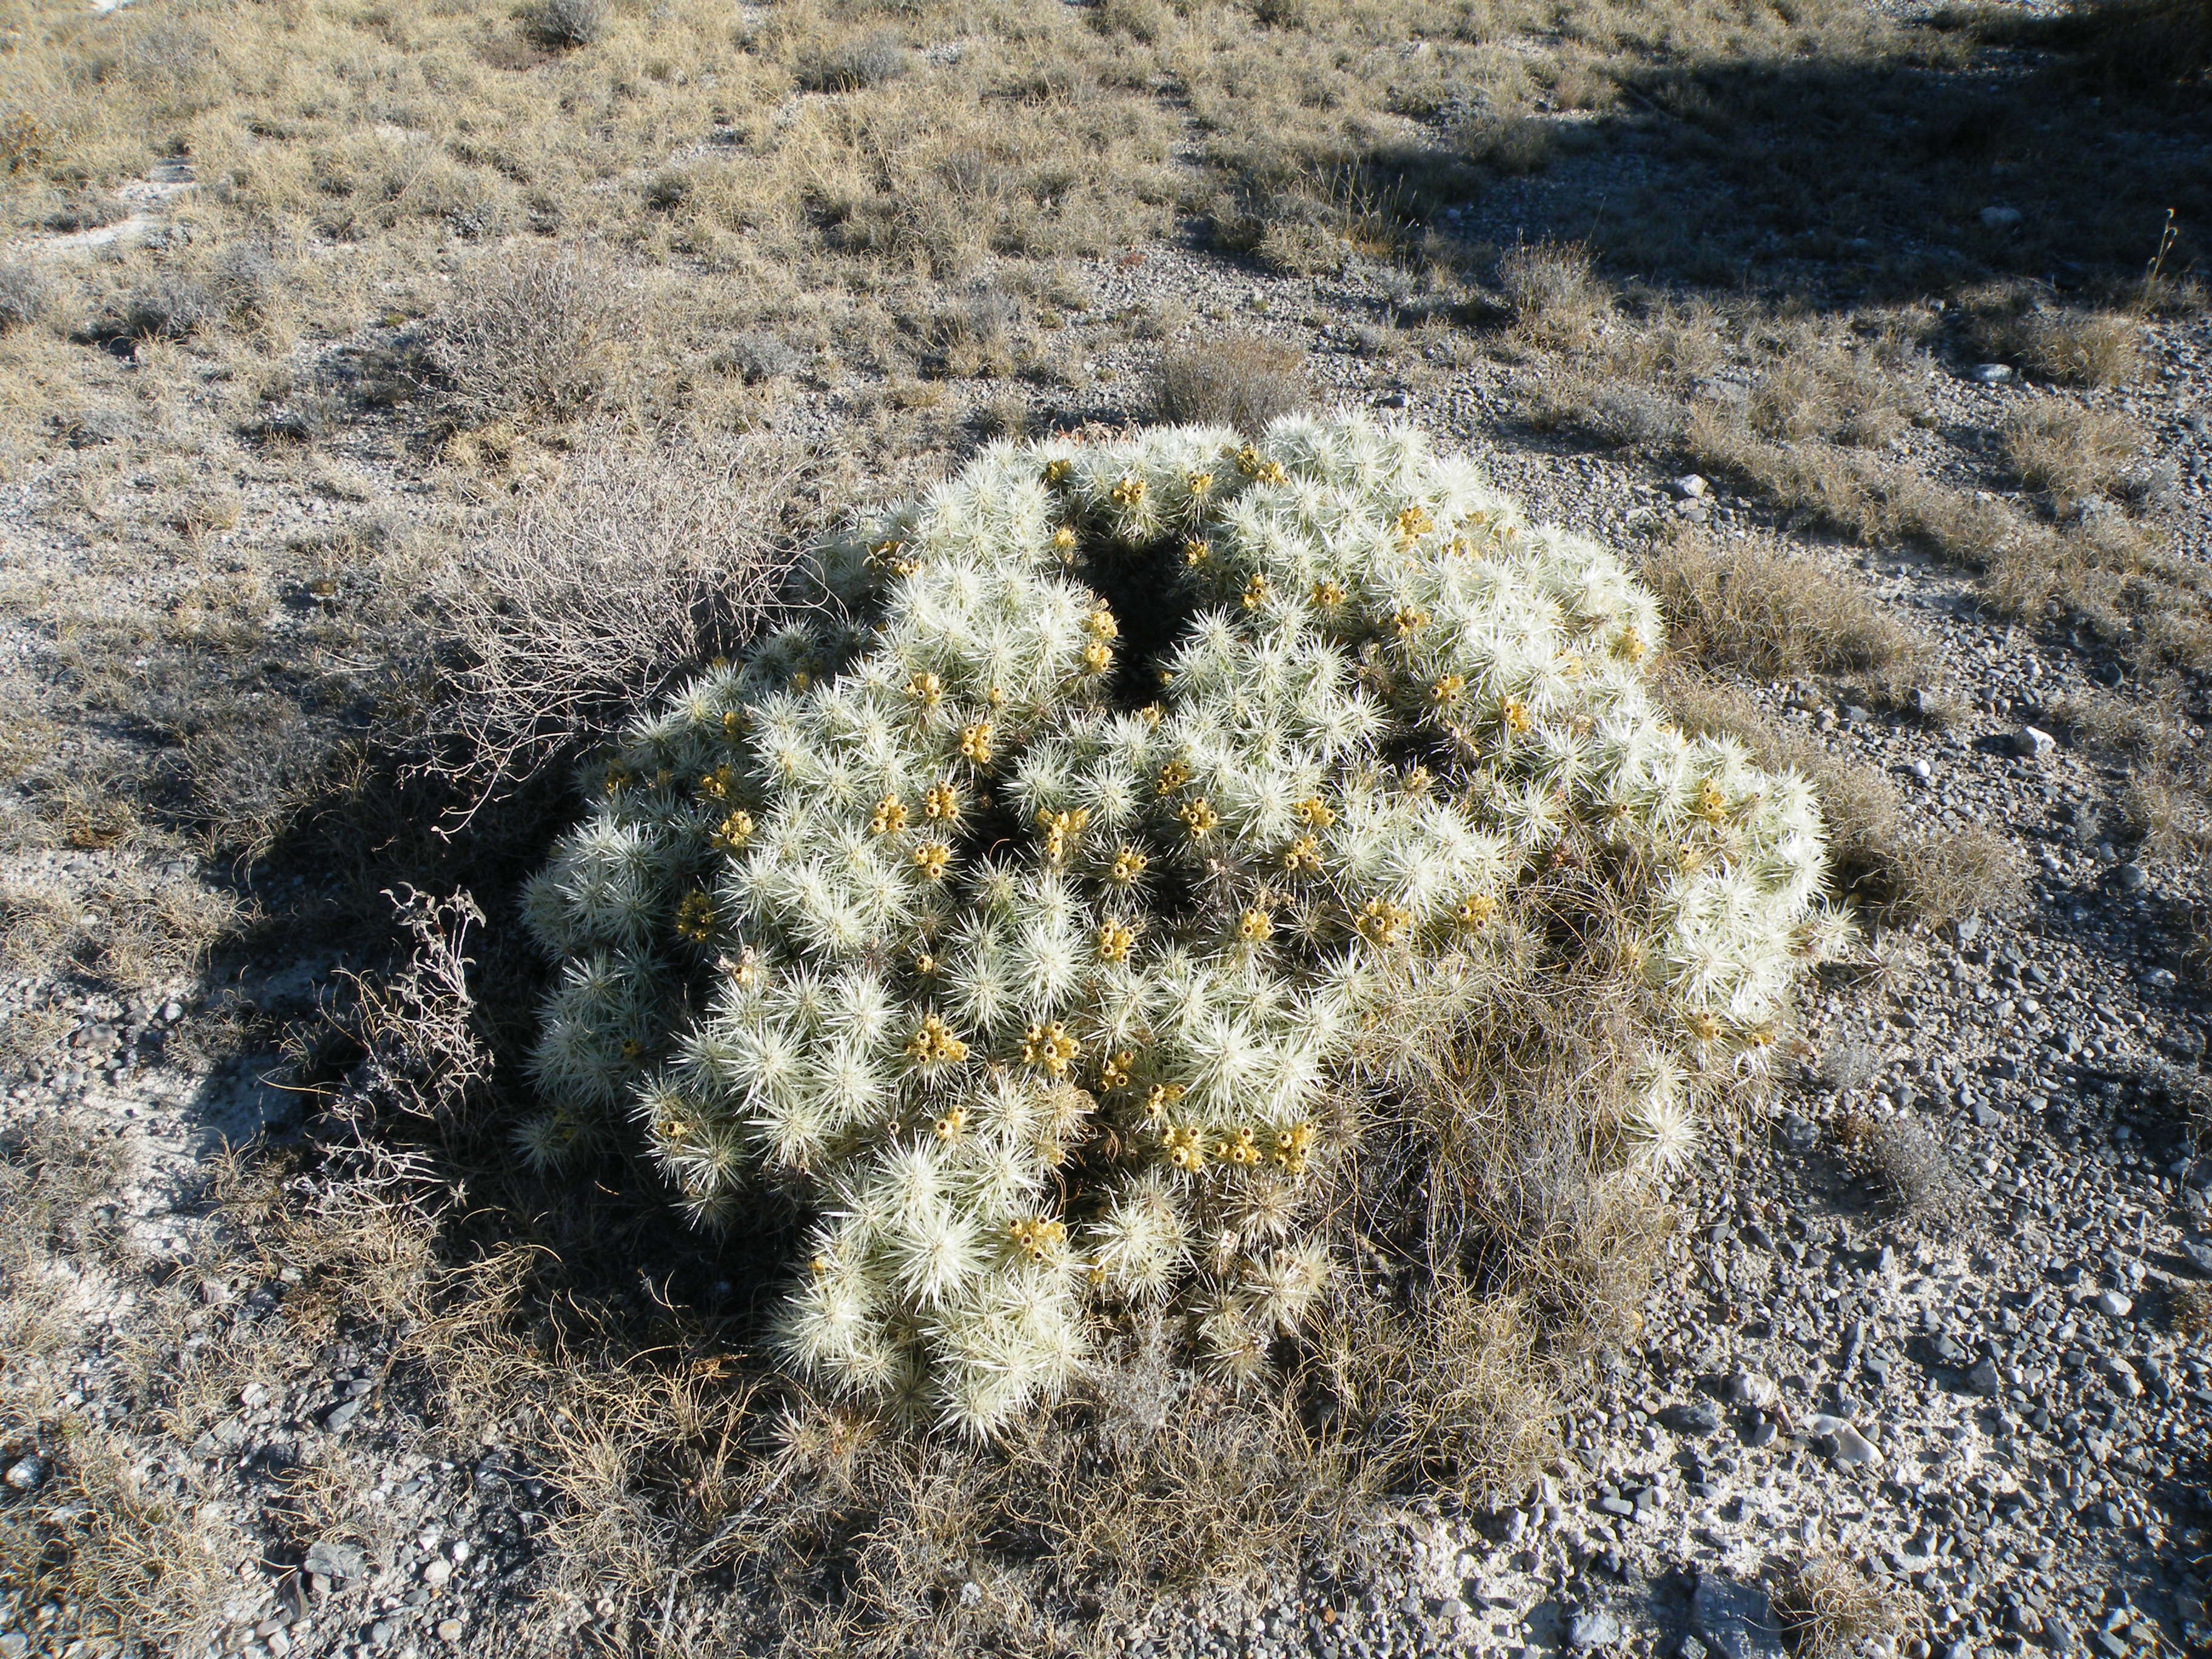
[424,250,626,429]
[1498,241,1608,350]
[425,432,802,816]
[1150,335,1312,433]
[1664,675,2023,926]
[2174,1279,2212,1339]
[1777,1557,1922,1658]
[525,0,606,50]
[1648,532,1922,678]
[2002,404,2140,494]
[1862,1114,1962,1219]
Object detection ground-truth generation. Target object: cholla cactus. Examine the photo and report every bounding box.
[519,415,1842,1434]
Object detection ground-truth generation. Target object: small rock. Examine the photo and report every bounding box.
[435,1622,464,1643]
[2113,862,2148,896]
[1822,1420,1880,1466]
[1980,205,2023,229]
[304,1540,366,1582]
[2014,725,2056,760]
[1727,1372,1778,1410]
[2145,966,2179,991]
[1664,1401,1723,1436]
[2,1455,45,1492]
[1692,1577,1786,1659]
[324,1399,363,1432]
[1971,363,2014,385]
[1669,474,1709,500]
[1569,1612,1623,1649]
[1910,757,1932,780]
[1968,1359,2003,1396]
[423,1557,453,1588]
[2093,1290,2134,1318]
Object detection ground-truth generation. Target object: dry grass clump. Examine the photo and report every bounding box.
[1778,1557,1923,1659]
[1966,290,2143,386]
[1648,533,1923,679]
[0,261,49,332]
[423,250,626,431]
[2002,404,2140,495]
[1664,675,2024,927]
[1498,243,1610,350]
[796,28,913,94]
[101,274,217,344]
[426,432,801,813]
[2050,690,2212,860]
[0,1429,248,1655]
[1150,335,1312,434]
[0,862,239,991]
[2060,0,2212,89]
[1456,113,1564,176]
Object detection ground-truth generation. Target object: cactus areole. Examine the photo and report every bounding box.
[520,415,1842,1434]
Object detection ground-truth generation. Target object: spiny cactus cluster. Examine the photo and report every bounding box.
[519,414,1843,1435]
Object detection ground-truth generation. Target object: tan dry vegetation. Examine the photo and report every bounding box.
[1963,283,2146,387]
[2001,403,2141,495]
[0,1122,250,1654]
[1515,274,2212,676]
[1150,334,1313,434]
[1778,1556,1925,1659]
[1646,531,1925,681]
[1664,674,2023,928]
[2176,1278,2212,1341]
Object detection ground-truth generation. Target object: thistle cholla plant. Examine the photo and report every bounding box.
[518,415,1843,1434]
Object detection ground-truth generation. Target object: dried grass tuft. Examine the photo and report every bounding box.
[1498,242,1609,350]
[1649,533,1923,679]
[2002,404,2140,495]
[1777,1556,1923,1659]
[2174,1279,2212,1340]
[1150,335,1312,434]
[1860,1113,1962,1219]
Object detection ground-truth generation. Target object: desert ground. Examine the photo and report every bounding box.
[2,0,2212,1655]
